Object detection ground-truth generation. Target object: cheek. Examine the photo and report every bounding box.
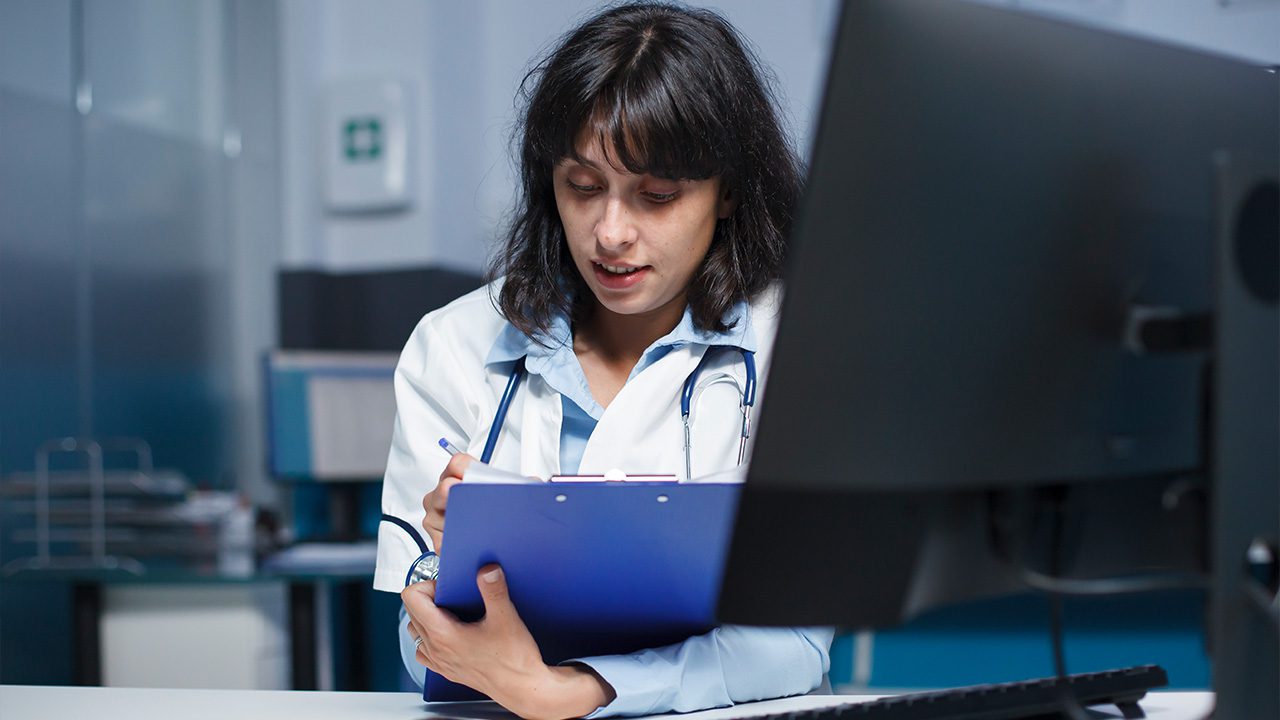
[666,210,718,264]
[562,225,593,268]
[554,196,591,243]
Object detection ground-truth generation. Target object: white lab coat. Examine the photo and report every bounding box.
[373,279,782,590]
[375,279,831,715]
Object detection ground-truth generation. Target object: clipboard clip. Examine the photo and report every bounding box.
[549,468,679,483]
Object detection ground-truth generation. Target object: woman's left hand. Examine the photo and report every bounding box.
[401,564,615,720]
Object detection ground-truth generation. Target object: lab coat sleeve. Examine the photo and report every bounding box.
[571,625,835,718]
[374,313,486,592]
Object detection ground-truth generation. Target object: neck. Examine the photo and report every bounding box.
[576,294,687,365]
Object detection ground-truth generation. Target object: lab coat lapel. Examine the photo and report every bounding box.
[578,344,710,478]
[518,373,561,479]
[472,364,560,479]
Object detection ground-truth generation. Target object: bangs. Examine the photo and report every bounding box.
[531,27,733,182]
[566,89,725,181]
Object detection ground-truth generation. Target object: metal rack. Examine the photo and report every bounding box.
[1,437,176,576]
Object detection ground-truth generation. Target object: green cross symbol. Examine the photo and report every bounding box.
[343,117,383,161]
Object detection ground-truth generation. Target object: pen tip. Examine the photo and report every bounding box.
[438,438,448,449]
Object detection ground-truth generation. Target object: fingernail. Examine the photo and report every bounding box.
[482,567,503,584]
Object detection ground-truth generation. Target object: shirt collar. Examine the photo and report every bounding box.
[650,300,757,354]
[485,311,572,367]
[484,300,758,368]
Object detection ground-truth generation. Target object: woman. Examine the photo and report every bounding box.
[375,3,833,718]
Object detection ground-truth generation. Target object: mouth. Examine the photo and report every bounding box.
[592,261,651,290]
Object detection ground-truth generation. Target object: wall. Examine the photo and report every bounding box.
[277,0,841,273]
[0,0,281,502]
[277,0,1277,275]
[992,0,1280,64]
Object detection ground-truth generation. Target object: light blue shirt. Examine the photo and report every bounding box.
[559,396,597,474]
[398,303,833,716]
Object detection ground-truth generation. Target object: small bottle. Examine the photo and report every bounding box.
[218,495,255,577]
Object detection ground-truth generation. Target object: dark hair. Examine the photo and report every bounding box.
[488,1,802,338]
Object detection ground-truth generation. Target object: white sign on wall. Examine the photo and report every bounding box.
[322,79,413,213]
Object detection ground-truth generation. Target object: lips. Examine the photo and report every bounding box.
[592,261,650,290]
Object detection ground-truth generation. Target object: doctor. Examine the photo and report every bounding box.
[375,4,833,719]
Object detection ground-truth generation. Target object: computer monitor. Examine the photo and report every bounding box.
[716,1,1278,717]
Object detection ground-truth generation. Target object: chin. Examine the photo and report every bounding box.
[596,296,655,317]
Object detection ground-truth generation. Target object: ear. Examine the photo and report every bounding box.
[717,184,738,219]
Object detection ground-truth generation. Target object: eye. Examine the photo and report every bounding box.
[642,190,678,204]
[565,179,600,195]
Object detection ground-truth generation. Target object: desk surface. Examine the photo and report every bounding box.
[0,685,1214,720]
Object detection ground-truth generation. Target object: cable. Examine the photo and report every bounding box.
[1007,562,1207,596]
[1046,490,1095,720]
[1046,592,1092,720]
[985,487,1208,718]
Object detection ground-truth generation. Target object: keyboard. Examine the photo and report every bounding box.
[763,665,1168,720]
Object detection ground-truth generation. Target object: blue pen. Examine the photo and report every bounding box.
[438,438,465,456]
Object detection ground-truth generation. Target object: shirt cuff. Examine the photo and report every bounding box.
[568,642,733,719]
[571,654,669,719]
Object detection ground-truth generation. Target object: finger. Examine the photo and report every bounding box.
[405,616,431,666]
[439,453,475,484]
[422,476,460,517]
[403,580,460,639]
[421,507,443,548]
[401,581,437,624]
[476,564,516,624]
[409,612,429,637]
[434,476,463,510]
[403,578,437,606]
[415,634,431,667]
[422,494,445,529]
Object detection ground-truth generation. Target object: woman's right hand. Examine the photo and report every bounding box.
[422,452,475,552]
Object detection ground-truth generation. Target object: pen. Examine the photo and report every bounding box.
[438,437,465,456]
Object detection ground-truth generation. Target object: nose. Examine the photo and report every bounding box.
[594,196,638,251]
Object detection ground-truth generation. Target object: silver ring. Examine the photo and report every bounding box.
[414,636,424,650]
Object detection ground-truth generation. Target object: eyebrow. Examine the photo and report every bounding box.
[561,156,601,171]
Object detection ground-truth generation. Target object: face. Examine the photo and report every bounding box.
[553,139,733,323]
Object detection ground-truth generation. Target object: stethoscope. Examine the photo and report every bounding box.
[484,347,757,479]
[381,346,757,565]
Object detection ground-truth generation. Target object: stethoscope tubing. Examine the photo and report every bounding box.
[679,348,756,479]
[482,347,755,478]
[483,356,526,463]
[385,348,756,553]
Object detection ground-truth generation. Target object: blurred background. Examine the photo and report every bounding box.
[0,0,1275,696]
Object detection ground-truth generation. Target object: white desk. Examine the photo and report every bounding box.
[0,685,1213,720]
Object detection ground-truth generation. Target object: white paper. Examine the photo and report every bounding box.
[462,463,544,485]
[686,466,747,485]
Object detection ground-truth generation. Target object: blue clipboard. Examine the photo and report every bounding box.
[423,482,741,702]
